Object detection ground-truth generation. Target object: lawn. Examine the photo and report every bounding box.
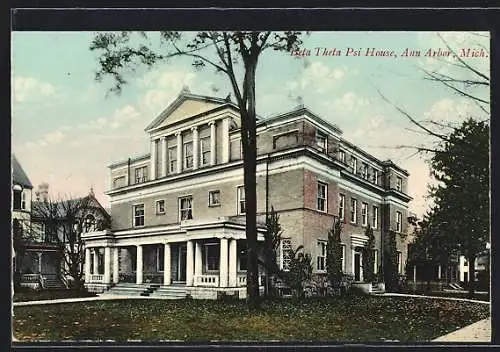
[13,296,489,342]
[13,289,97,302]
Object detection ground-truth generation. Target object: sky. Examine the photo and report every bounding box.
[11,31,490,217]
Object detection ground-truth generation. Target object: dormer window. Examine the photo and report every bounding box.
[362,163,368,179]
[338,150,346,164]
[134,166,148,184]
[396,177,403,191]
[351,156,357,174]
[316,131,327,152]
[373,169,379,185]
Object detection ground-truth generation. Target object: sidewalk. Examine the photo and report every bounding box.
[432,317,491,343]
[13,294,140,307]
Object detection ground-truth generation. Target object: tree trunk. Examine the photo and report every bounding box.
[241,57,260,311]
[467,255,476,298]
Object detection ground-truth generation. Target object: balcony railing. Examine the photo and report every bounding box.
[195,274,219,287]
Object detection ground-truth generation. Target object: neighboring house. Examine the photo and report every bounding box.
[12,155,34,286]
[83,88,412,298]
[17,181,110,290]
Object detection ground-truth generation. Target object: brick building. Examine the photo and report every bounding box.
[83,89,412,298]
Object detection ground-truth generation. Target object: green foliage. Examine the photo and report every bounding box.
[362,225,376,283]
[326,218,343,289]
[263,206,283,298]
[384,231,399,292]
[280,245,313,299]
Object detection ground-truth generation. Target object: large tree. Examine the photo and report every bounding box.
[426,118,489,297]
[262,206,283,298]
[362,225,376,283]
[90,31,304,309]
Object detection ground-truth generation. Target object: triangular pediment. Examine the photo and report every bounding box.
[145,92,236,132]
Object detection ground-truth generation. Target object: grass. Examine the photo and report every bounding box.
[409,290,490,302]
[13,289,97,302]
[13,296,489,342]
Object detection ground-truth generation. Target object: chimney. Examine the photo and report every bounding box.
[37,183,49,202]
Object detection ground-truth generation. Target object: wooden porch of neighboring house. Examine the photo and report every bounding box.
[19,245,68,290]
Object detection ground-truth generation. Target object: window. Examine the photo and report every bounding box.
[338,150,346,164]
[464,259,468,266]
[13,189,22,210]
[184,142,193,169]
[362,163,368,179]
[341,244,346,272]
[396,211,402,232]
[372,206,379,229]
[157,246,164,271]
[316,131,327,152]
[83,214,96,232]
[317,182,327,212]
[21,192,26,210]
[237,186,246,214]
[280,238,292,271]
[168,147,177,173]
[373,169,379,185]
[396,176,403,191]
[338,194,345,220]
[373,249,378,273]
[113,176,125,189]
[179,196,193,220]
[156,200,165,215]
[135,166,148,184]
[238,243,247,271]
[317,241,327,271]
[397,251,403,274]
[200,136,211,166]
[133,204,145,227]
[205,243,219,271]
[351,156,357,174]
[208,190,220,207]
[273,130,299,149]
[361,202,368,226]
[350,198,357,223]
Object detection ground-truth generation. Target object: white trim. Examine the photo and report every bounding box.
[338,193,345,220]
[208,190,221,207]
[178,195,193,222]
[108,153,402,208]
[236,185,245,215]
[361,202,368,227]
[259,114,342,140]
[350,198,358,224]
[316,181,328,213]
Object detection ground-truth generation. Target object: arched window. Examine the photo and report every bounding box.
[83,214,96,233]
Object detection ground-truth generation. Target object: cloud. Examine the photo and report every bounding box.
[24,129,66,149]
[423,98,484,125]
[286,61,346,94]
[329,92,370,113]
[13,76,57,103]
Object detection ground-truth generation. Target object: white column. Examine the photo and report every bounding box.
[228,239,237,287]
[136,245,143,284]
[209,121,216,166]
[113,247,119,284]
[150,139,157,180]
[37,252,42,273]
[221,118,230,163]
[161,136,168,178]
[93,249,99,274]
[164,243,171,286]
[176,132,182,173]
[438,265,442,280]
[195,241,202,280]
[186,240,194,286]
[219,238,229,287]
[413,265,417,285]
[192,126,199,170]
[85,248,91,283]
[104,247,111,284]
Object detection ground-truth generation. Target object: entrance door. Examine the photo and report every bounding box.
[178,245,187,282]
[354,252,361,281]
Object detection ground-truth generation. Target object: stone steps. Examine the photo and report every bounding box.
[149,285,187,299]
[370,283,385,295]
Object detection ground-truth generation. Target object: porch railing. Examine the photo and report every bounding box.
[21,274,45,289]
[195,274,219,287]
[91,274,103,282]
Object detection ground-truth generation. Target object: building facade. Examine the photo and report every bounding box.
[83,89,412,298]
